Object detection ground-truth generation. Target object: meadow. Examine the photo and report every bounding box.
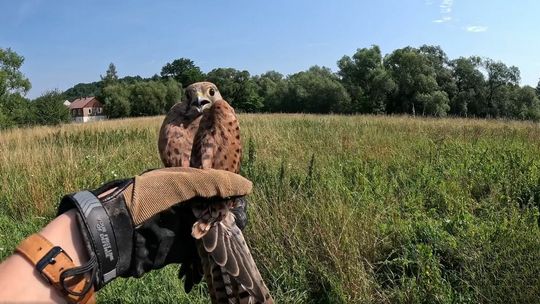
[1,114,540,303]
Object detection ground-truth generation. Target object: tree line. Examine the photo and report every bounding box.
[95,46,540,121]
[2,44,540,129]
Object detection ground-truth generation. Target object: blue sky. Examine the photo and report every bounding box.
[1,0,539,99]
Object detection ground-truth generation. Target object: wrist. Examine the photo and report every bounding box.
[3,210,94,303]
[40,210,89,266]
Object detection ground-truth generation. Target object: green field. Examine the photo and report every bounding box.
[1,114,540,303]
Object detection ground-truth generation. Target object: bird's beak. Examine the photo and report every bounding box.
[196,93,212,113]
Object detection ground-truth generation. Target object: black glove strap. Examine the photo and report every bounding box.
[60,255,97,296]
[59,191,119,288]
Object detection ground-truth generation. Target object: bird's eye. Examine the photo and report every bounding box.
[209,88,215,97]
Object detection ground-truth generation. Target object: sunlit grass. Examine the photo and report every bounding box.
[1,114,539,303]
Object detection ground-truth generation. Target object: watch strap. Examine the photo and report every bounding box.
[16,233,96,304]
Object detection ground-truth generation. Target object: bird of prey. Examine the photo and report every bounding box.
[158,82,222,168]
[158,82,273,303]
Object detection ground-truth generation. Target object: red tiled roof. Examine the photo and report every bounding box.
[69,97,102,109]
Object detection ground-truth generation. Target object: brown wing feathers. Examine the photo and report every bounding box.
[197,213,271,303]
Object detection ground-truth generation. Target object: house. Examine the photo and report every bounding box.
[69,97,106,123]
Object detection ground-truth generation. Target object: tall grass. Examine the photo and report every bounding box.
[1,114,539,303]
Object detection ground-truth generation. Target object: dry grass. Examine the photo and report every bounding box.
[1,114,540,303]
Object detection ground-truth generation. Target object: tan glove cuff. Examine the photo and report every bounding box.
[124,167,252,226]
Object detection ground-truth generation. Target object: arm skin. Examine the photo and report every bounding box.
[0,210,88,303]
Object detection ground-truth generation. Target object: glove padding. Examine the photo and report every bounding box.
[57,167,252,291]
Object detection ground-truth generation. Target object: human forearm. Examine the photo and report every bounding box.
[0,168,252,303]
[0,210,87,303]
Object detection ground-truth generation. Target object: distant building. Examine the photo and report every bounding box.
[69,97,106,123]
[63,100,71,107]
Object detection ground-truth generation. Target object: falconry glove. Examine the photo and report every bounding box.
[56,167,252,295]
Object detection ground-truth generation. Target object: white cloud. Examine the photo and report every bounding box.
[433,16,452,23]
[430,0,454,24]
[440,0,454,14]
[429,1,489,32]
[466,25,488,32]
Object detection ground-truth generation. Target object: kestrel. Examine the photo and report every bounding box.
[158,82,273,303]
[158,82,223,167]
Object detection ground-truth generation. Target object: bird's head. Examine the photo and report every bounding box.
[184,82,223,114]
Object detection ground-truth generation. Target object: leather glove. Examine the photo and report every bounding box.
[56,167,252,294]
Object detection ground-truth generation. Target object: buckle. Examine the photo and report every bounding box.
[36,246,72,284]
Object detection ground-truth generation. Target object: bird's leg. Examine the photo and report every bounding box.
[192,202,229,239]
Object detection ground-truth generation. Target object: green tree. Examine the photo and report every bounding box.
[416,90,450,117]
[2,93,35,125]
[0,48,31,98]
[253,71,287,112]
[63,82,101,101]
[129,80,179,116]
[284,66,350,113]
[384,47,446,116]
[509,85,540,120]
[101,78,181,119]
[0,48,32,128]
[32,90,70,125]
[102,84,131,118]
[163,77,183,111]
[338,45,395,113]
[160,58,205,86]
[101,63,119,87]
[119,75,144,84]
[0,106,12,129]
[419,45,457,102]
[207,68,263,112]
[483,59,520,117]
[97,63,120,107]
[450,57,486,116]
